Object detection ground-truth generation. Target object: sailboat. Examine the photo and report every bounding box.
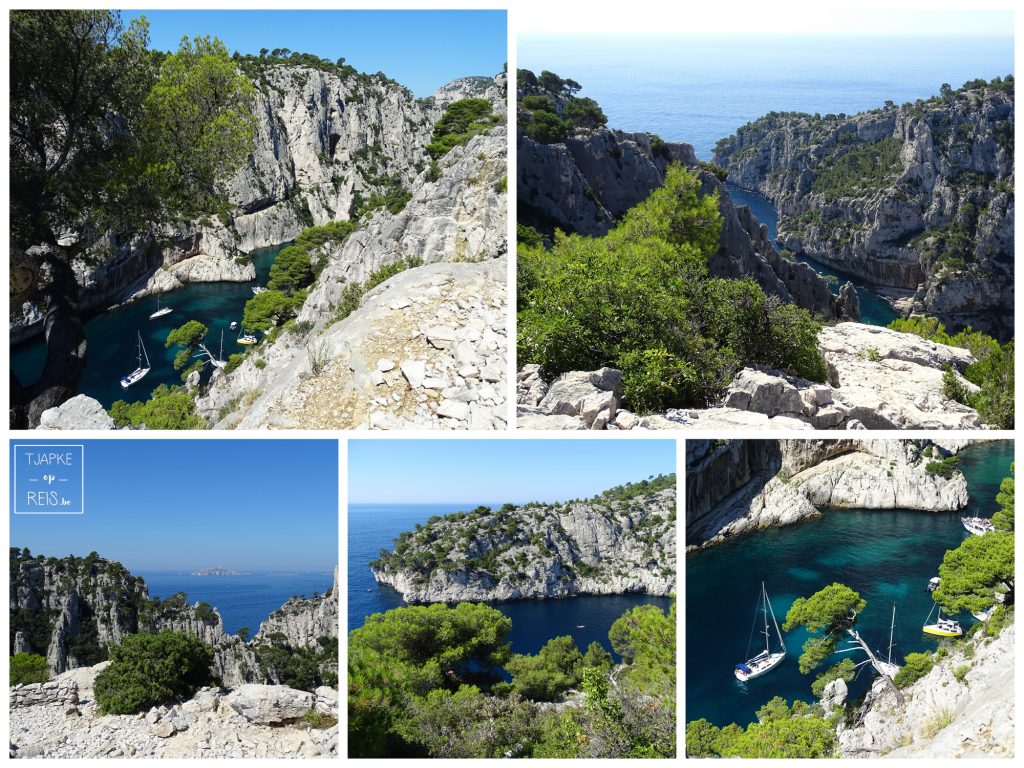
[149,296,173,319]
[972,605,997,622]
[237,327,258,345]
[734,582,787,681]
[120,331,151,388]
[922,604,963,637]
[961,516,995,535]
[211,329,227,369]
[876,604,901,678]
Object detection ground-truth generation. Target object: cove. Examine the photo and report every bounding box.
[10,243,286,411]
[727,183,898,327]
[685,440,1012,728]
[349,503,674,657]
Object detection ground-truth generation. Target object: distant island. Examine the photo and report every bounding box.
[191,566,242,576]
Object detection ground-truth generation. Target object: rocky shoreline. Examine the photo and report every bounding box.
[685,440,970,549]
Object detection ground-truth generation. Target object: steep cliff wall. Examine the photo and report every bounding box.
[372,482,676,603]
[714,79,1014,337]
[255,567,338,649]
[686,440,969,547]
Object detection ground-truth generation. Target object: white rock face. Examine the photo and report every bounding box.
[838,625,1014,758]
[372,487,675,603]
[255,567,338,649]
[226,685,315,725]
[38,395,115,430]
[686,439,970,548]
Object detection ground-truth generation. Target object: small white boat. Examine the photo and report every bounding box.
[735,582,787,681]
[237,330,258,345]
[120,331,151,388]
[972,605,997,622]
[229,321,239,331]
[251,285,268,295]
[926,576,941,593]
[923,604,963,637]
[962,517,995,536]
[575,624,585,629]
[149,297,173,319]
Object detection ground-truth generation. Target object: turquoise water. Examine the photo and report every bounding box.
[349,503,674,657]
[10,244,284,410]
[685,440,1012,728]
[727,184,898,327]
[139,570,335,636]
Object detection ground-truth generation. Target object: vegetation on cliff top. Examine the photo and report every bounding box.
[518,164,827,412]
[348,600,675,758]
[369,474,675,588]
[427,97,501,159]
[517,69,607,145]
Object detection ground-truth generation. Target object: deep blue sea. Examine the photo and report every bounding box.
[519,35,1014,160]
[138,570,335,636]
[348,503,674,657]
[685,440,1013,728]
[10,243,284,410]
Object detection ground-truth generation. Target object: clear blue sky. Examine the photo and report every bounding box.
[10,440,338,571]
[348,440,676,505]
[123,9,506,97]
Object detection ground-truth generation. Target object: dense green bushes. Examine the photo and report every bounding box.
[518,164,827,412]
[426,98,500,159]
[10,653,48,686]
[94,631,213,714]
[686,698,836,758]
[517,68,604,143]
[810,136,903,200]
[893,651,935,689]
[888,317,1013,428]
[348,601,676,758]
[109,384,206,430]
[255,635,338,691]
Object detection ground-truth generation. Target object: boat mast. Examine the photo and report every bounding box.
[139,331,150,368]
[766,583,785,650]
[887,604,896,665]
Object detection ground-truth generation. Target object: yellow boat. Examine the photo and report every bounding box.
[923,606,962,637]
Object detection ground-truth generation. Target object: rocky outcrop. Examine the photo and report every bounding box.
[685,439,970,548]
[37,395,117,430]
[199,258,506,430]
[372,484,675,603]
[255,567,338,649]
[518,126,849,319]
[714,80,1014,337]
[10,679,79,710]
[9,676,337,758]
[517,321,983,431]
[838,624,1014,758]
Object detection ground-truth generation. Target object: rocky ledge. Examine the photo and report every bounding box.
[685,439,969,548]
[836,624,1014,758]
[372,485,675,603]
[516,322,982,431]
[9,663,337,759]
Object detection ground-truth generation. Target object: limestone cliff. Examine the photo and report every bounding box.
[837,622,1014,758]
[372,480,676,603]
[685,440,970,548]
[13,63,506,340]
[714,78,1014,337]
[8,550,336,690]
[255,567,338,649]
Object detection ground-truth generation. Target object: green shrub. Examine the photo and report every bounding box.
[506,636,583,701]
[523,110,572,144]
[109,385,205,430]
[521,94,555,111]
[925,456,960,478]
[10,653,49,686]
[518,164,825,412]
[427,98,499,159]
[94,631,213,714]
[894,652,934,689]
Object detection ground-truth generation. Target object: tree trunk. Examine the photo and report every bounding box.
[848,629,905,707]
[9,244,88,428]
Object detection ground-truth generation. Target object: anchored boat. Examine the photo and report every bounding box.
[251,285,268,295]
[961,516,995,535]
[734,582,787,681]
[149,297,173,319]
[120,331,151,388]
[922,604,963,637]
[875,604,901,678]
[926,576,941,593]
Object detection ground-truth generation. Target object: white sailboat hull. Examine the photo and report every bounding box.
[734,651,786,681]
[149,307,173,319]
[876,661,900,678]
[120,367,150,388]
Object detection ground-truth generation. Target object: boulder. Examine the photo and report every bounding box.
[225,684,314,725]
[38,395,115,430]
